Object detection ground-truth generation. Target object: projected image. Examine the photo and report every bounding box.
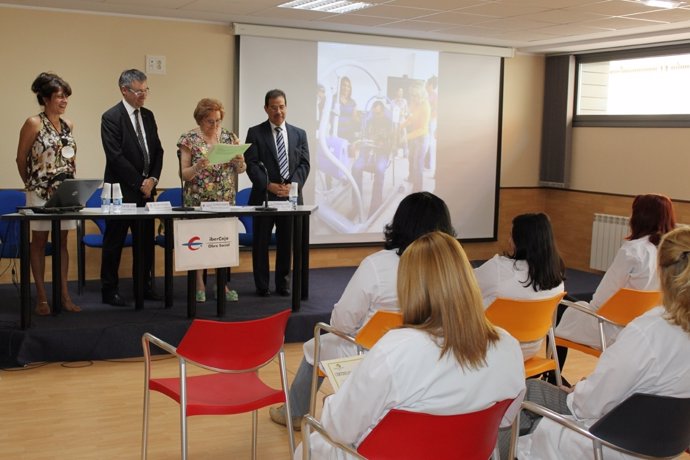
[315,43,439,236]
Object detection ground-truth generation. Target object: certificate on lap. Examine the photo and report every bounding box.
[207,143,251,165]
[321,355,365,391]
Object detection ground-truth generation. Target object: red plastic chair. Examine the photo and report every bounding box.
[302,398,514,460]
[141,310,294,460]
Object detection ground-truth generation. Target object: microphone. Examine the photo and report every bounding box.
[255,161,277,211]
[173,149,194,211]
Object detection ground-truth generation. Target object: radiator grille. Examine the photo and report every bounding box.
[590,213,629,271]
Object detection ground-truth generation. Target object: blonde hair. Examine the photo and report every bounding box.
[398,231,500,369]
[658,226,690,333]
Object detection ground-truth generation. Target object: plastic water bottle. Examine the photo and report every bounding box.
[112,183,123,214]
[101,183,112,214]
[288,182,298,210]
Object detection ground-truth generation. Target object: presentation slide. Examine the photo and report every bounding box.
[238,33,501,244]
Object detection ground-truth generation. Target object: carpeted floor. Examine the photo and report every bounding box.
[0,266,601,366]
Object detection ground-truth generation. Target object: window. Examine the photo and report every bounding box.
[574,44,690,127]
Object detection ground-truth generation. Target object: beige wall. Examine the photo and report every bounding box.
[1,7,234,190]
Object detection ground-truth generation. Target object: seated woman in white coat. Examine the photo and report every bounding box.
[296,231,527,459]
[474,213,565,360]
[509,226,690,460]
[270,192,455,428]
[556,194,675,351]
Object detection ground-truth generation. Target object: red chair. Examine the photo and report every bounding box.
[141,310,294,460]
[302,399,514,459]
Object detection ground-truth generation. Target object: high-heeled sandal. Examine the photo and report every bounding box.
[62,299,82,313]
[196,290,206,303]
[35,301,51,316]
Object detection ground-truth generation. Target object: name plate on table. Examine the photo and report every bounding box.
[121,203,137,213]
[268,201,293,210]
[173,217,239,271]
[200,201,232,212]
[146,201,173,212]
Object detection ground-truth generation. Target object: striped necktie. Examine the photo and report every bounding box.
[133,109,150,176]
[275,126,289,181]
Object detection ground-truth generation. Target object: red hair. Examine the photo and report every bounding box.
[628,194,676,246]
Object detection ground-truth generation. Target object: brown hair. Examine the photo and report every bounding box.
[398,231,500,369]
[658,226,690,333]
[628,194,676,246]
[193,98,225,125]
[31,72,71,106]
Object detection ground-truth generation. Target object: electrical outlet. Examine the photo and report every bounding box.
[146,55,166,75]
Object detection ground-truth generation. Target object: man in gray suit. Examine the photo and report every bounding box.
[245,89,310,297]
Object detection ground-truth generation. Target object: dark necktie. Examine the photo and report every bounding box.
[275,126,289,181]
[133,109,150,176]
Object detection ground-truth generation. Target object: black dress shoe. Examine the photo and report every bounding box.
[103,292,129,307]
[256,289,271,297]
[144,289,162,301]
[277,288,290,297]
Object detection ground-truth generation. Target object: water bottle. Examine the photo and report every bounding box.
[288,182,298,210]
[112,183,123,214]
[101,183,112,214]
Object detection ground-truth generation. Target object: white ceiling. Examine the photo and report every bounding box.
[5,0,690,53]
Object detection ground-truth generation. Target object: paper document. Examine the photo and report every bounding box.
[321,355,365,391]
[207,143,251,165]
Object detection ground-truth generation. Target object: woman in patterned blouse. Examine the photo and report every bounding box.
[15,72,80,316]
[177,98,246,303]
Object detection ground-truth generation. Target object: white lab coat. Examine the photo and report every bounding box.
[556,236,659,349]
[474,255,565,359]
[304,249,400,365]
[519,306,690,459]
[297,327,527,460]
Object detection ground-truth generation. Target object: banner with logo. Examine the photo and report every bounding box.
[173,218,239,271]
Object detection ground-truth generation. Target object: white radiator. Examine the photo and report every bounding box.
[590,213,629,271]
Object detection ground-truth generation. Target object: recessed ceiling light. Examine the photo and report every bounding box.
[278,0,373,14]
[640,0,684,9]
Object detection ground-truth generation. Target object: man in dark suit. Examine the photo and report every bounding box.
[100,69,163,306]
[245,89,310,297]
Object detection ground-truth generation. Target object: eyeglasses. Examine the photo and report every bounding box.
[126,87,150,97]
[203,119,223,126]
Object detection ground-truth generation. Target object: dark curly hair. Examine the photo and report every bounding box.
[31,72,71,106]
[383,192,455,255]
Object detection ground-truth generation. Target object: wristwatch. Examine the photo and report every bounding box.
[150,177,158,185]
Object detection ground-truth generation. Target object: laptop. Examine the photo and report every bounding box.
[30,178,103,213]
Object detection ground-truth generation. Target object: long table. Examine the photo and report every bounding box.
[3,206,315,329]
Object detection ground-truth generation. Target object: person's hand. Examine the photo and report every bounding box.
[195,157,209,172]
[140,178,155,198]
[267,182,290,197]
[230,156,246,171]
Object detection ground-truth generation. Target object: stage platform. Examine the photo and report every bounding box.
[0,266,602,367]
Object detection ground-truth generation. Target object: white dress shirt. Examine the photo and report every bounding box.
[303,249,399,364]
[474,255,565,359]
[297,327,526,460]
[519,306,690,460]
[556,236,659,348]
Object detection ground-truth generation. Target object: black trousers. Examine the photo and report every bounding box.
[100,218,154,296]
[252,214,292,292]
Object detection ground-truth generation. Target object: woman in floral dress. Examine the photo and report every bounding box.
[15,72,80,316]
[177,98,246,302]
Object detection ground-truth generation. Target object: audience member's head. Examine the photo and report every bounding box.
[508,213,565,291]
[384,192,455,255]
[398,231,499,369]
[658,226,690,333]
[629,194,676,245]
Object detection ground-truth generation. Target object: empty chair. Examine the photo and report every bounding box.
[235,187,276,247]
[141,310,294,460]
[0,190,27,259]
[153,187,182,248]
[303,399,514,460]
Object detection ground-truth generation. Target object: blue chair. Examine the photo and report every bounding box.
[0,190,26,260]
[154,188,182,248]
[77,188,133,294]
[235,187,276,247]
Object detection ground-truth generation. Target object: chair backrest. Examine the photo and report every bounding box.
[596,288,662,326]
[176,310,291,370]
[235,187,252,234]
[84,187,107,234]
[157,188,183,207]
[0,190,26,259]
[589,392,690,458]
[486,292,566,342]
[357,399,513,460]
[354,310,403,350]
